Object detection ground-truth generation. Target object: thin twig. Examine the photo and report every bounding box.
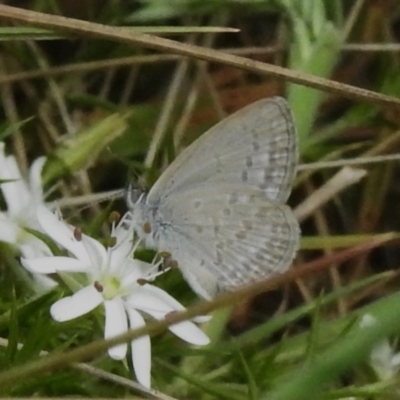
[294,167,367,222]
[1,43,400,86]
[144,35,194,169]
[298,153,400,170]
[0,5,397,107]
[342,0,366,41]
[27,41,75,134]
[0,58,28,170]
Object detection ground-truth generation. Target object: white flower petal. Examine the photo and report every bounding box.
[81,234,108,272]
[109,236,135,272]
[167,320,210,346]
[127,288,210,345]
[36,206,90,262]
[136,286,211,324]
[29,156,46,202]
[127,288,173,314]
[140,284,187,311]
[21,256,88,274]
[370,340,396,380]
[127,285,201,318]
[127,308,151,388]
[0,151,31,215]
[359,313,376,328]
[50,285,102,321]
[135,305,209,346]
[104,298,128,360]
[19,234,52,258]
[192,315,212,324]
[370,340,393,364]
[82,234,108,267]
[0,142,5,162]
[0,213,19,243]
[121,260,153,288]
[31,273,58,290]
[390,352,400,368]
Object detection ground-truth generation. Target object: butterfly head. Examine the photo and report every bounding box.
[124,182,146,209]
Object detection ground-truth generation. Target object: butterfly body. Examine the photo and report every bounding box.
[127,97,300,299]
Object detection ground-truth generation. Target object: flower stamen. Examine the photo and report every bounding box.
[74,227,82,241]
[94,281,104,292]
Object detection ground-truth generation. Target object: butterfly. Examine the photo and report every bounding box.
[125,97,300,299]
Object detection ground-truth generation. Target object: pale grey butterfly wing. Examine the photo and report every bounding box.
[147,97,297,204]
[129,96,299,299]
[154,183,299,299]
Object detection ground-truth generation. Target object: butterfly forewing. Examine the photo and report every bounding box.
[147,97,297,204]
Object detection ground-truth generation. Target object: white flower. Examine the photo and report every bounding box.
[360,314,400,381]
[21,205,210,388]
[0,142,50,259]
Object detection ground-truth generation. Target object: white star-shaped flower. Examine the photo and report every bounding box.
[21,205,210,388]
[360,314,400,381]
[0,142,50,259]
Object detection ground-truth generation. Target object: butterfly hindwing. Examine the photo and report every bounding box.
[154,185,299,298]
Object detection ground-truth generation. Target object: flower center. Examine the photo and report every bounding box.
[95,276,122,300]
